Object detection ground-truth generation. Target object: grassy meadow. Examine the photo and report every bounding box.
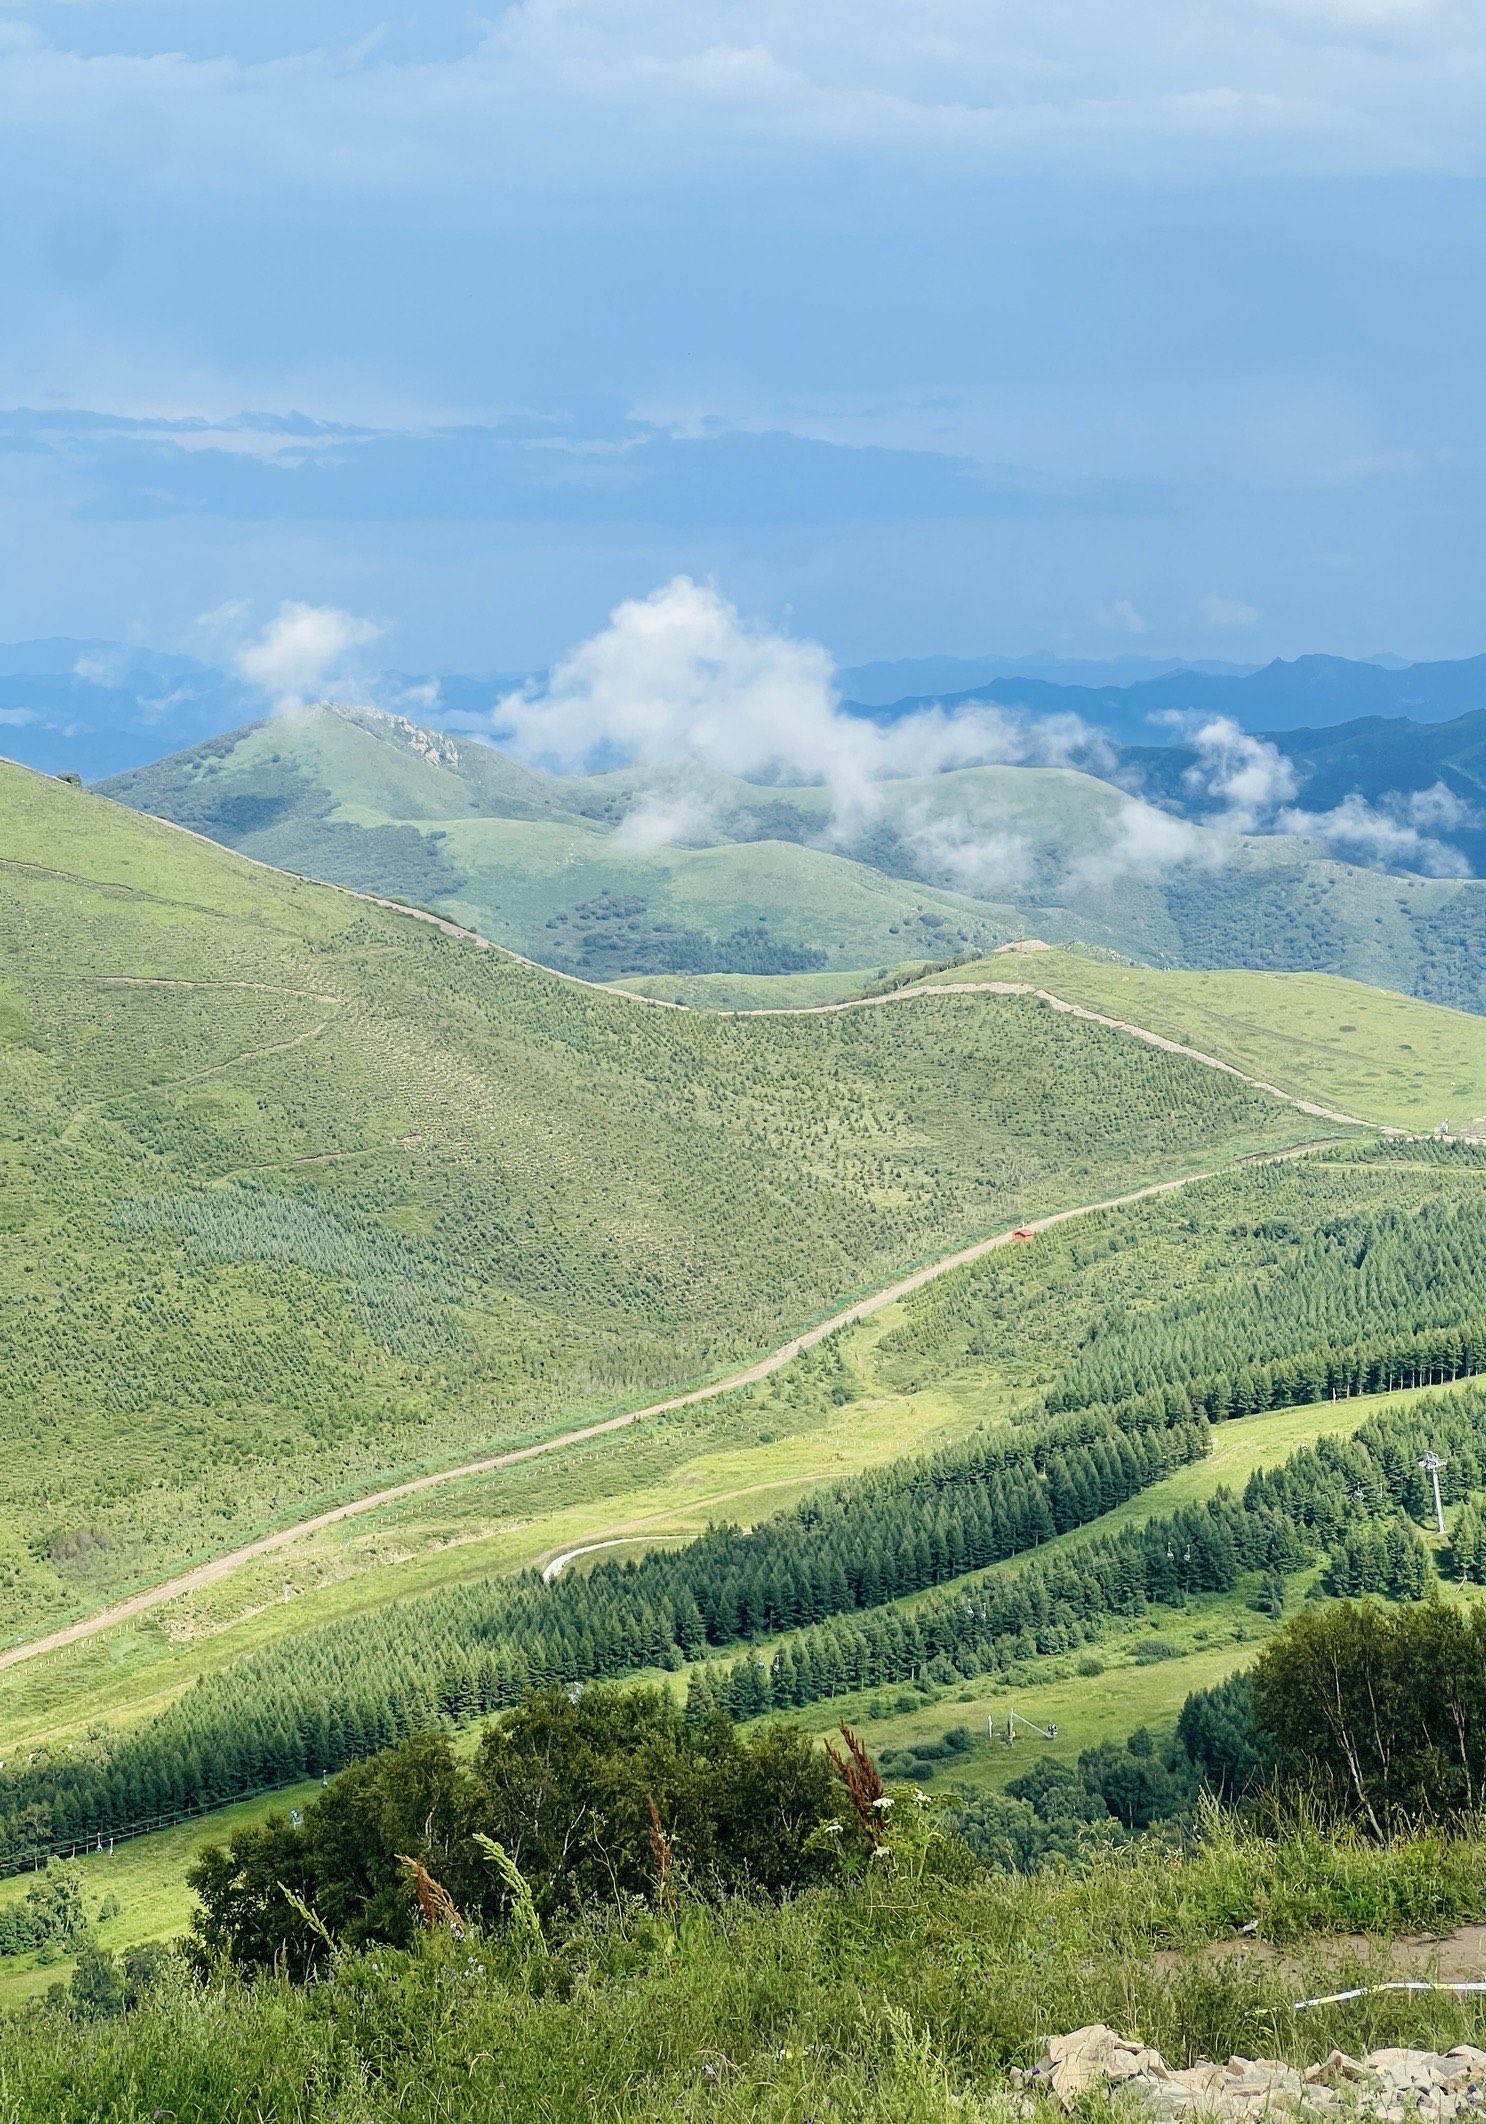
[931,950,1486,1133]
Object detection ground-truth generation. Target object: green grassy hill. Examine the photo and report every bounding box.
[96,705,1486,1006]
[98,710,1020,973]
[0,760,1320,1636]
[921,949,1486,1133]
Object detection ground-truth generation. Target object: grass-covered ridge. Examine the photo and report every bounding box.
[0,761,1317,1632]
[922,950,1486,1133]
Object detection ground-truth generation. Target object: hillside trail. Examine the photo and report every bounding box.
[0,1138,1339,1675]
[0,810,1393,1664]
[538,1467,839,1583]
[336,885,1384,1133]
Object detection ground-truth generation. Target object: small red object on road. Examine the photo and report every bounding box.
[1012,1226,1034,1241]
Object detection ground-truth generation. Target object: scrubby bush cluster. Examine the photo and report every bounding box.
[188,1687,845,1974]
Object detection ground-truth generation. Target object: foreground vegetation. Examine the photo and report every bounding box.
[11,1826,1486,2124]
[12,1633,1486,2119]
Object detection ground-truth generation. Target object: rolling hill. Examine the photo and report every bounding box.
[96,705,1486,1008]
[915,950,1486,1136]
[0,759,1319,1636]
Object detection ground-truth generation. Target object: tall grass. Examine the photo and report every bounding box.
[6,1821,1486,2123]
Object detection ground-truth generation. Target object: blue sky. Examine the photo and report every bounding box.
[3,0,1486,674]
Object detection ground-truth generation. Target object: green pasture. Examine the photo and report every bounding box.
[0,1780,324,2010]
[932,949,1486,1134]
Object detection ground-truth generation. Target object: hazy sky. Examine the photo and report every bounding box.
[4,0,1486,671]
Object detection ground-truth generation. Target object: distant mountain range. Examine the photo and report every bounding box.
[853,652,1486,743]
[9,635,1486,997]
[2,635,1485,782]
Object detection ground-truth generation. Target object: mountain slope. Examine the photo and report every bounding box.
[98,705,1486,1008]
[919,950,1486,1135]
[0,761,1313,1633]
[99,709,1024,972]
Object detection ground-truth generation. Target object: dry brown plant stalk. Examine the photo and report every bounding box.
[825,1723,886,1847]
[396,1854,466,1938]
[646,1794,677,1914]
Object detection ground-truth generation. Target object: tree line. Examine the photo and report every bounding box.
[2,1370,1481,1875]
[0,1399,1204,1868]
[1041,1200,1486,1421]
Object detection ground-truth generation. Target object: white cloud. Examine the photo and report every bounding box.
[1104,599,1151,635]
[897,806,1032,899]
[494,575,841,781]
[1403,780,1472,831]
[1179,715,1298,830]
[233,601,383,713]
[487,577,1113,827]
[0,708,38,726]
[73,652,126,685]
[1197,594,1261,629]
[1278,781,1474,875]
[612,792,719,852]
[396,679,442,713]
[1159,715,1474,872]
[1069,796,1209,886]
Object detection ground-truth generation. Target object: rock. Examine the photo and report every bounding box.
[1305,2051,1375,2087]
[1023,2033,1486,2121]
[1034,2025,1172,2106]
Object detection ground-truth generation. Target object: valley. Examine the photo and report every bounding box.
[3,749,1486,2094]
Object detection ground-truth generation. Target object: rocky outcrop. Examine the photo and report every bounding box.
[1015,2025,1486,2119]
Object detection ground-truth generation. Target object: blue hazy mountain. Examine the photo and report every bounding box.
[847,653,1486,743]
[838,653,1261,703]
[5,639,1486,837]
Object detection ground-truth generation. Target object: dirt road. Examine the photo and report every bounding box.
[0,1140,1337,1675]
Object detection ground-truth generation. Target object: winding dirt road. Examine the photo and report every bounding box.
[0,1138,1341,1674]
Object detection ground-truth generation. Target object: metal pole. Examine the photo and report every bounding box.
[1420,1453,1448,1537]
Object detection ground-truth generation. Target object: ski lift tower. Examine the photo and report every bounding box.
[1419,1452,1449,1537]
[991,1709,1059,1744]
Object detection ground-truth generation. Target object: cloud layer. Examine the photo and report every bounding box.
[6,0,1486,211]
[1168,713,1473,874]
[484,577,1112,820]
